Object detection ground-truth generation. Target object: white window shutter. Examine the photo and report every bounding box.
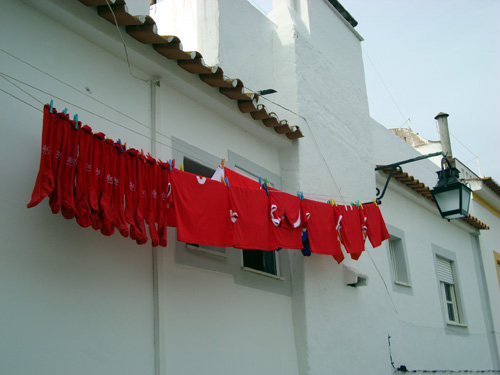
[436,257,454,284]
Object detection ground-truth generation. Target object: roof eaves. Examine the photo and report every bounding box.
[77,0,303,140]
[482,177,500,199]
[377,166,489,230]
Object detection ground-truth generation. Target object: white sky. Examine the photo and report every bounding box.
[249,0,500,180]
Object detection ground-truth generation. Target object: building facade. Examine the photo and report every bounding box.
[0,0,498,374]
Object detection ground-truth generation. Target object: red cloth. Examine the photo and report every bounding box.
[59,120,79,220]
[361,204,390,248]
[269,191,304,249]
[157,161,171,247]
[75,125,94,227]
[97,139,116,236]
[144,155,160,247]
[110,142,129,237]
[224,167,261,189]
[301,199,343,260]
[89,132,106,230]
[27,105,57,208]
[133,152,149,244]
[228,185,277,250]
[335,205,365,260]
[171,169,234,247]
[48,112,71,215]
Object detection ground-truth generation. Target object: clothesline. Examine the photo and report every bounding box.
[27,104,390,263]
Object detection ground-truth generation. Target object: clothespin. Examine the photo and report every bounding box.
[179,163,184,171]
[259,176,262,188]
[117,139,124,152]
[73,114,79,129]
[49,100,53,113]
[334,199,337,207]
[373,198,378,206]
[221,177,226,186]
[297,191,304,200]
[221,158,225,168]
[224,177,230,187]
[123,142,127,151]
[63,108,68,115]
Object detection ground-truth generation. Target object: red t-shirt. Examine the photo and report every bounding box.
[228,185,277,250]
[361,204,390,248]
[269,191,304,249]
[301,199,342,258]
[171,169,234,247]
[335,205,365,260]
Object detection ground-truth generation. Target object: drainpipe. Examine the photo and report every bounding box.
[434,112,454,167]
[151,77,166,375]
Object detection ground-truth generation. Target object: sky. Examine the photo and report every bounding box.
[249,0,500,180]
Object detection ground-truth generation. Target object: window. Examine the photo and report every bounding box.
[389,237,410,286]
[432,244,467,329]
[436,256,461,324]
[385,225,411,292]
[494,251,500,291]
[172,138,291,296]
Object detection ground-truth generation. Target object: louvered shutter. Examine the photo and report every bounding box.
[436,257,454,284]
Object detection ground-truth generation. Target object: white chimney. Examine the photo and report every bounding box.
[434,112,453,166]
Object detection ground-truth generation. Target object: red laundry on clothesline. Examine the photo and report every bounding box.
[27,105,390,262]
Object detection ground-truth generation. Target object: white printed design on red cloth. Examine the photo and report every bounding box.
[42,145,50,155]
[270,204,281,226]
[67,156,77,167]
[113,177,119,186]
[129,182,136,192]
[106,174,113,185]
[55,150,62,160]
[152,190,157,199]
[95,168,101,177]
[229,209,238,223]
[196,176,206,185]
[86,163,92,173]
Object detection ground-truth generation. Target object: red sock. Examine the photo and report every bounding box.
[48,111,71,214]
[145,155,159,247]
[134,151,148,244]
[158,161,170,247]
[75,125,93,228]
[27,105,57,208]
[111,141,129,238]
[60,120,80,219]
[125,149,140,240]
[90,132,106,230]
[98,138,115,236]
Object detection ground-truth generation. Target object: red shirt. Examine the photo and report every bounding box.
[171,169,234,247]
[228,185,277,250]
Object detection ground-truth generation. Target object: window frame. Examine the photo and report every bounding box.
[385,225,412,294]
[172,138,291,296]
[432,245,468,330]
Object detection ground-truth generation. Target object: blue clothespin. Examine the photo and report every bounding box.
[263,178,269,196]
[73,114,79,129]
[117,139,124,152]
[224,177,230,187]
[63,108,68,115]
[297,191,304,200]
[258,176,262,188]
[49,100,53,113]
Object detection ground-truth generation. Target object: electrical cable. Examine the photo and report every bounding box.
[104,0,150,83]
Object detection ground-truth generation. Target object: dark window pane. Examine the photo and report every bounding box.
[444,283,452,302]
[184,157,215,178]
[447,303,455,322]
[243,250,277,275]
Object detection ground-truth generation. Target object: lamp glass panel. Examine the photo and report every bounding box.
[461,186,471,214]
[434,188,460,214]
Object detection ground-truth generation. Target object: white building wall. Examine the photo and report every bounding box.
[0,0,299,374]
[1,0,498,374]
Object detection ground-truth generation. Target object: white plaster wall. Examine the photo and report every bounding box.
[473,201,500,360]
[1,1,299,374]
[0,2,155,374]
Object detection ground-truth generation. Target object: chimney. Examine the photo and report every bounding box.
[434,112,454,167]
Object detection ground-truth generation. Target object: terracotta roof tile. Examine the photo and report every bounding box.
[77,0,304,140]
[482,177,500,198]
[378,166,489,230]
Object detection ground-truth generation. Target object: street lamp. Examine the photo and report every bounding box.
[431,158,472,220]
